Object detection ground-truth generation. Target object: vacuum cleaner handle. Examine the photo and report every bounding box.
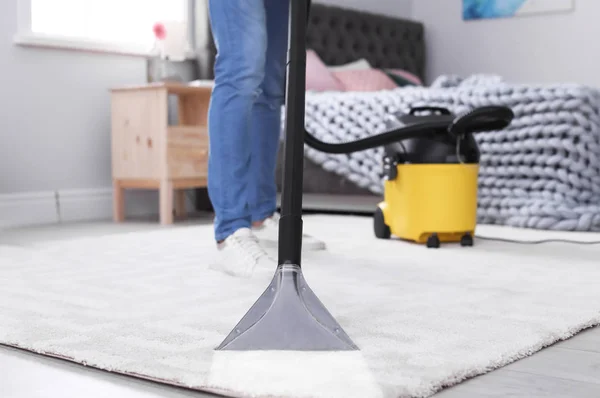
[409,106,451,115]
[448,105,514,137]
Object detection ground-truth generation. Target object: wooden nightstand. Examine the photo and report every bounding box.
[110,81,213,224]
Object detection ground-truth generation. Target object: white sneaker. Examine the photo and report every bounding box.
[252,213,326,251]
[210,228,276,278]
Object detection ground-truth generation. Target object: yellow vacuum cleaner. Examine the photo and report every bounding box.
[304,105,514,249]
[374,106,487,248]
[375,160,479,248]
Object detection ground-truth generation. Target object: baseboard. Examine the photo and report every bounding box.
[57,188,113,223]
[58,188,159,223]
[0,191,59,229]
[0,187,198,229]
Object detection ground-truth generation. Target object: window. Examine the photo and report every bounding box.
[15,0,193,58]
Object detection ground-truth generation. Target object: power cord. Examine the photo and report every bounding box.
[474,235,600,245]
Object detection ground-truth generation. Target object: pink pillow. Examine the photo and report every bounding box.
[331,69,398,92]
[305,50,345,92]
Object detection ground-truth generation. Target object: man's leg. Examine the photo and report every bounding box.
[249,0,326,250]
[207,0,267,242]
[207,0,277,278]
[247,0,289,226]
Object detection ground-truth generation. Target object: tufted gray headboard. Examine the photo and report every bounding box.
[307,3,425,81]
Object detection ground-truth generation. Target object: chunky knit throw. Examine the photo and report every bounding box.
[297,75,600,231]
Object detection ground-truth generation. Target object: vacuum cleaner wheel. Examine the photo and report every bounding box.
[460,233,474,247]
[374,207,391,239]
[426,233,441,249]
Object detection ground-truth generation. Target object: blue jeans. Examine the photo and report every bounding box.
[207,0,289,241]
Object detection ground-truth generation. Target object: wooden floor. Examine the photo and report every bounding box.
[1,216,599,398]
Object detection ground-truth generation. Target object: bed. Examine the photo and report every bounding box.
[274,3,425,212]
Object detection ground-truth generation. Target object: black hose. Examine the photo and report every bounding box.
[302,106,514,154]
[303,120,450,154]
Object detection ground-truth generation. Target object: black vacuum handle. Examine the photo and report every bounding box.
[409,106,451,115]
[448,105,514,136]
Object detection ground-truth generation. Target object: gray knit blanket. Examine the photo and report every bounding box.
[301,74,600,231]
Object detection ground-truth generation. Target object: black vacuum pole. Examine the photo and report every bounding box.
[278,0,309,267]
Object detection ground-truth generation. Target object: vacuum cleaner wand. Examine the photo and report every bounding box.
[215,0,358,352]
[277,0,310,268]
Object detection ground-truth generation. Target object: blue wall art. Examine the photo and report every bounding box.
[463,0,574,21]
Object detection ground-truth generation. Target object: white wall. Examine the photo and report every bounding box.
[317,0,412,18]
[0,1,150,195]
[411,0,600,86]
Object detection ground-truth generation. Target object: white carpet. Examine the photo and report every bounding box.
[1,215,600,398]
